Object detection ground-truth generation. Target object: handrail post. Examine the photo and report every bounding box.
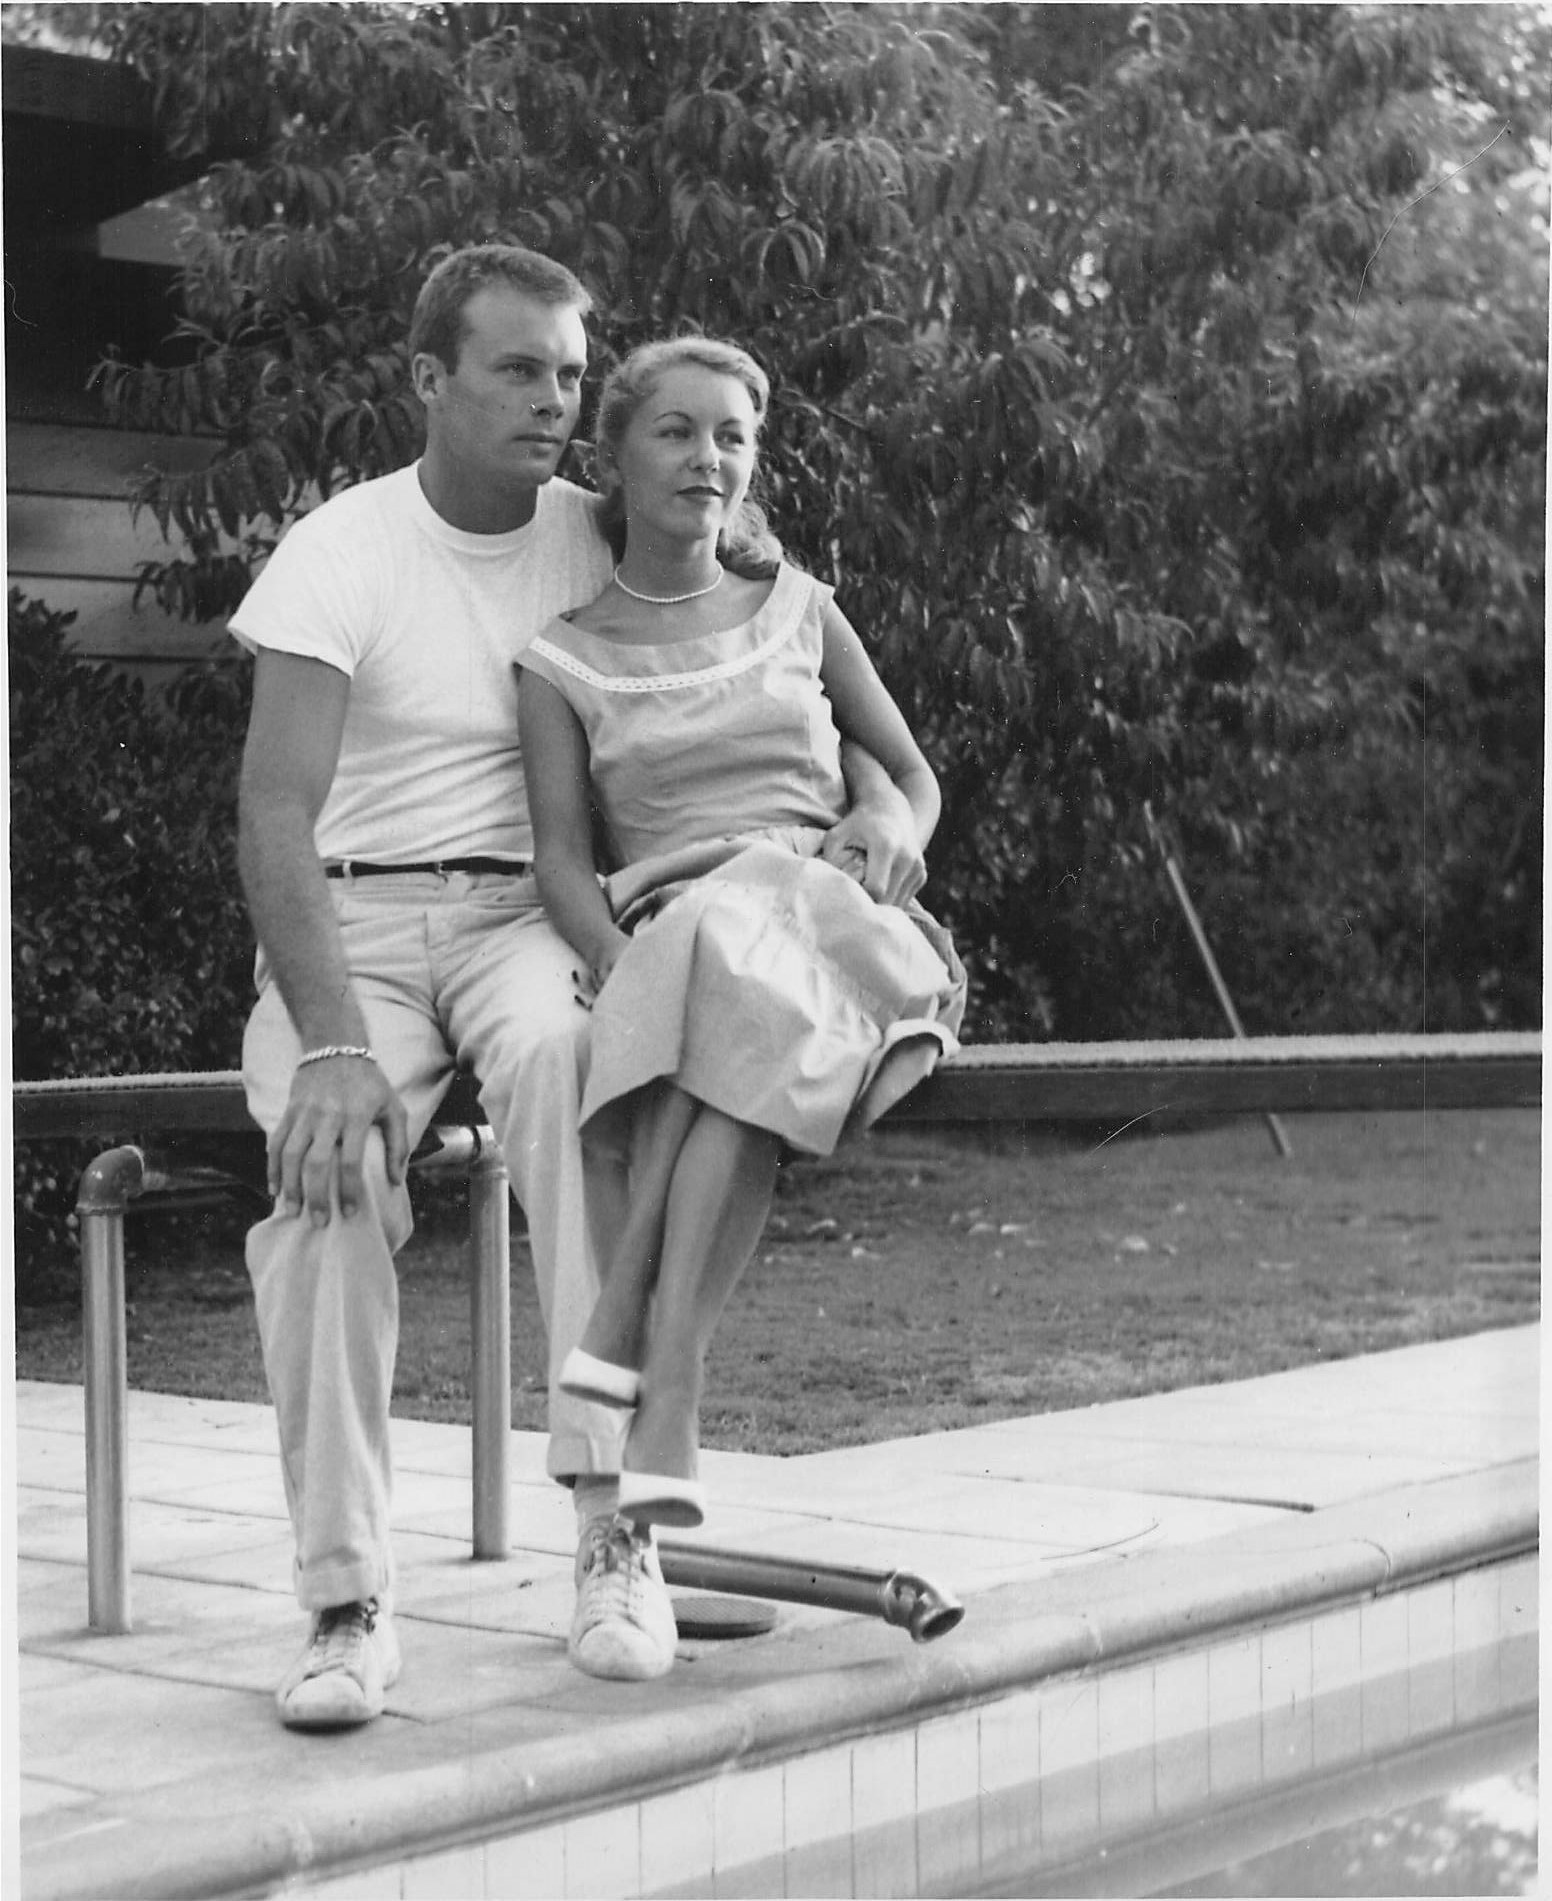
[77,1145,146,1634]
[468,1134,511,1559]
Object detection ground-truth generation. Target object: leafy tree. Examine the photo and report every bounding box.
[43,1,1548,1037]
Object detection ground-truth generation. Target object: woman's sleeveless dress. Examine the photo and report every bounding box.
[519,563,966,1157]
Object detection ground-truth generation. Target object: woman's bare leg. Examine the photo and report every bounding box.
[625,1105,781,1482]
[577,1082,699,1372]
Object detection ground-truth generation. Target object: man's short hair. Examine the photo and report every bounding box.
[408,244,593,370]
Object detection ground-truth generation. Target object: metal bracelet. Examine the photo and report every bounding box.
[295,1044,375,1069]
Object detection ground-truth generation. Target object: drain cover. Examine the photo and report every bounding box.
[671,1593,779,1639]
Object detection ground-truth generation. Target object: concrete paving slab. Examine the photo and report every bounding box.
[20,1495,291,1571]
[783,1468,1287,1548]
[785,1425,1461,1507]
[400,1569,576,1641]
[19,1778,98,1822]
[13,1325,1538,1901]
[13,1429,91,1494]
[123,1390,287,1453]
[9,1382,90,1428]
[378,1622,572,1725]
[22,1571,300,1678]
[64,1439,283,1504]
[1005,1396,1533,1461]
[137,1530,309,1593]
[15,1653,104,1701]
[23,1668,286,1798]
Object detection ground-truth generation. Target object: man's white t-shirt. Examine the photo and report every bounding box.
[228,465,614,864]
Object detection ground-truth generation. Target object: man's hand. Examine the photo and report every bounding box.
[268,1055,409,1227]
[821,795,927,907]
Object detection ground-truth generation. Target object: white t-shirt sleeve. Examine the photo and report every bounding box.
[227,499,377,676]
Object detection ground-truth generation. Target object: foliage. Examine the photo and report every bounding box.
[10,592,253,1276]
[77,1,1547,1037]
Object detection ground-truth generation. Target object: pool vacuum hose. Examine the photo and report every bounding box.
[657,1541,965,1642]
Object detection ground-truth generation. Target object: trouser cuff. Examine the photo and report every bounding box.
[546,1426,628,1486]
[296,1554,392,1614]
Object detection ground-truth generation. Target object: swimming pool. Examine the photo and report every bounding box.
[966,1556,1537,1900]
[1161,1751,1537,1897]
[982,1716,1536,1895]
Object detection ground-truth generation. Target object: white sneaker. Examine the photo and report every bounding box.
[568,1514,678,1681]
[277,1598,401,1730]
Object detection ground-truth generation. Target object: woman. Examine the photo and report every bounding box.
[517,337,964,1527]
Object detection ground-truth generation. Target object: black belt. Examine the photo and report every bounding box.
[324,858,530,879]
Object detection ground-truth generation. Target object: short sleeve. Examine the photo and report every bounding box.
[515,623,589,712]
[227,496,378,676]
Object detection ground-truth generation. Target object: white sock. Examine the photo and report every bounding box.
[573,1475,621,1535]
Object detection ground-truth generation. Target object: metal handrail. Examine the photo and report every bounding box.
[74,1126,512,1632]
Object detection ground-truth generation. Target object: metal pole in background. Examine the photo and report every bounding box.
[78,1145,145,1633]
[1145,805,1294,1159]
[417,1122,512,1559]
[468,1136,512,1560]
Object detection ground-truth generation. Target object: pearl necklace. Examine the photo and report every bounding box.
[612,565,725,606]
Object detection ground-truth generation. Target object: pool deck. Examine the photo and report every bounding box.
[13,1323,1539,1901]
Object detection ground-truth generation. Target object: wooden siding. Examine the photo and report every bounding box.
[7,419,234,672]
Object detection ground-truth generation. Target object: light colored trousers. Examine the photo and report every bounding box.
[242,870,627,1612]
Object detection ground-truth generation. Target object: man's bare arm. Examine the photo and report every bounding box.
[823,739,929,907]
[237,650,408,1224]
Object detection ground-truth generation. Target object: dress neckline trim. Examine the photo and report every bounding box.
[529,566,815,695]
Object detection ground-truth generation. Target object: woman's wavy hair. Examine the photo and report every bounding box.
[593,337,785,577]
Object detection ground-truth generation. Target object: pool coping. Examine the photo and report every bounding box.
[26,1455,1538,1901]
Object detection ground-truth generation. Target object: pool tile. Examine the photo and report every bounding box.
[564,1802,640,1899]
[1453,1568,1502,1722]
[1498,1556,1538,1710]
[783,1829,853,1899]
[1037,1678,1099,1854]
[485,1821,566,1899]
[783,1745,854,1897]
[1359,1593,1410,1755]
[977,1692,1040,1870]
[712,1763,783,1898]
[1097,1662,1154,1835]
[1259,1620,1313,1784]
[916,1710,981,1897]
[1406,1578,1455,1739]
[1207,1633,1261,1798]
[852,1727,917,1898]
[1152,1649,1210,1817]
[640,1782,715,1897]
[1310,1605,1363,1769]
[404,1841,485,1899]
[1453,1563,1502,1642]
[713,1849,787,1900]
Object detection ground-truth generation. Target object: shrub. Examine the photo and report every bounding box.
[10,591,254,1286]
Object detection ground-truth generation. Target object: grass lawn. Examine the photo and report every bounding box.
[14,1106,1540,1457]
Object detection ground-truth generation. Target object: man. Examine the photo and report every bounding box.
[231,243,926,1728]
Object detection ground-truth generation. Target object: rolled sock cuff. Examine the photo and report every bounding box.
[572,1474,622,1533]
